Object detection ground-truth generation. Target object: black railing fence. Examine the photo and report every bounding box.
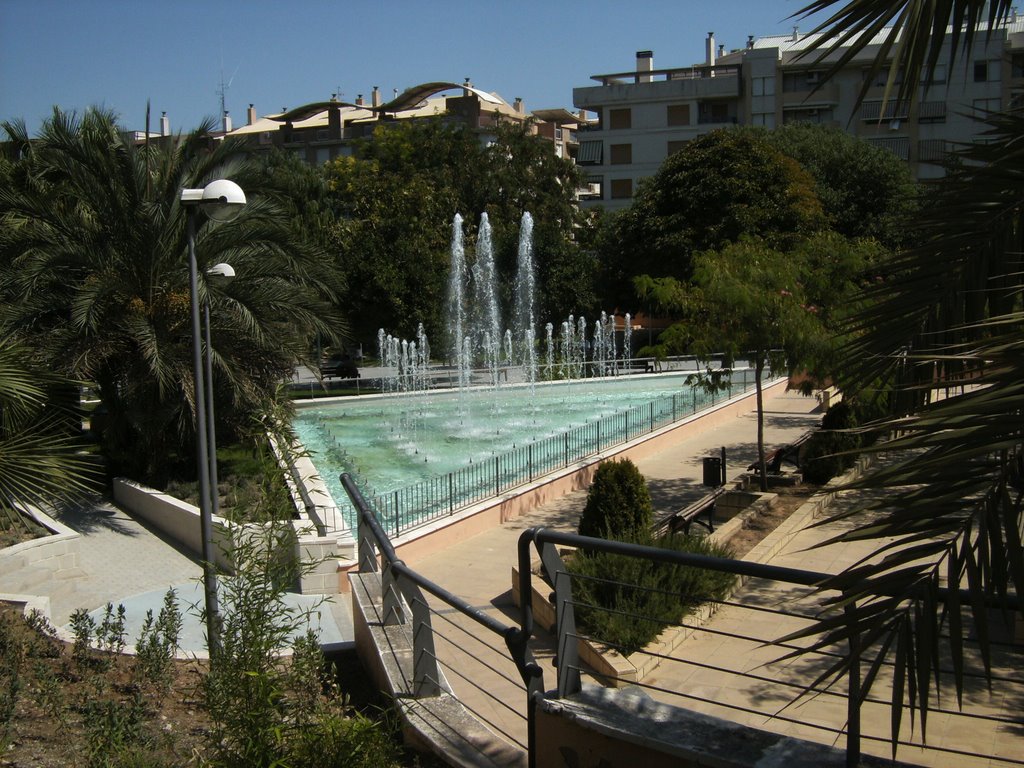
[345,475,1024,768]
[366,368,756,537]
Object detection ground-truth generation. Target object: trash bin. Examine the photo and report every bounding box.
[702,456,723,487]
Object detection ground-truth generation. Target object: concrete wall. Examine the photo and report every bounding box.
[389,379,785,568]
[0,506,79,597]
[112,478,233,571]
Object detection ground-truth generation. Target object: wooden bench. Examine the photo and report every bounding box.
[748,430,814,475]
[654,486,729,537]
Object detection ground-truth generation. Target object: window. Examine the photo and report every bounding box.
[1014,54,1024,79]
[782,71,818,92]
[698,102,732,124]
[922,64,947,85]
[974,61,988,82]
[973,98,1001,116]
[859,100,910,121]
[866,136,910,160]
[751,77,776,97]
[919,139,949,164]
[610,178,633,199]
[577,140,603,165]
[609,108,632,130]
[782,108,832,125]
[667,140,689,156]
[917,101,946,123]
[609,143,632,164]
[316,128,329,141]
[315,147,331,164]
[667,104,690,126]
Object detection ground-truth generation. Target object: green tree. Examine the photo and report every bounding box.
[692,239,824,490]
[763,122,918,248]
[781,0,1024,750]
[0,329,99,531]
[325,118,595,349]
[600,129,825,308]
[0,108,345,483]
[578,458,653,540]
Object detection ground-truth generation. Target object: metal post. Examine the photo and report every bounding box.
[845,603,862,767]
[187,212,221,658]
[720,445,727,486]
[202,301,219,519]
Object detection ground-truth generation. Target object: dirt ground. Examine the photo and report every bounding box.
[725,482,820,559]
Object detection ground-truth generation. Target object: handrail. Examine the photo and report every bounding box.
[358,367,760,537]
[343,473,543,689]
[515,526,1022,768]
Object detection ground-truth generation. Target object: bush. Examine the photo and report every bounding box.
[578,459,652,540]
[801,399,863,484]
[567,532,736,655]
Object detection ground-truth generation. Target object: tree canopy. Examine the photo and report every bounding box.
[600,129,826,308]
[763,122,918,248]
[0,108,345,482]
[324,118,596,349]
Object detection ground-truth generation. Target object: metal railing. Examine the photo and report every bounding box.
[345,473,1024,768]
[345,475,543,760]
[515,528,1024,768]
[365,368,757,538]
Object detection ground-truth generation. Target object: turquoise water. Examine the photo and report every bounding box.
[293,372,748,531]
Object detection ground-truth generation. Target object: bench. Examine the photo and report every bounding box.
[625,359,656,373]
[654,486,729,537]
[748,430,814,475]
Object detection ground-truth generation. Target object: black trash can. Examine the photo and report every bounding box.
[702,456,723,487]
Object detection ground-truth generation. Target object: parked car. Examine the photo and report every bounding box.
[319,353,359,379]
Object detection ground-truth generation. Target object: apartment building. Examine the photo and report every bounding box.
[224,81,583,166]
[574,18,1024,209]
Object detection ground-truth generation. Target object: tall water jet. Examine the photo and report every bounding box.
[624,313,632,366]
[545,322,554,380]
[512,212,536,364]
[473,214,501,379]
[447,214,469,389]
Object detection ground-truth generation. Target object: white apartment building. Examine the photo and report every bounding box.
[573,18,1024,210]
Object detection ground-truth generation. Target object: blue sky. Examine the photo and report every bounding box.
[1,1,828,134]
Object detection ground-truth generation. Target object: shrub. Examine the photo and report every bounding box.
[578,459,652,540]
[567,532,736,655]
[801,399,863,484]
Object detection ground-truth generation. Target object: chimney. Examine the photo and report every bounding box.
[247,103,256,126]
[636,50,654,83]
[160,111,169,136]
[747,35,755,50]
[222,110,232,133]
[355,94,364,107]
[792,26,800,42]
[513,97,524,113]
[718,44,725,58]
[463,77,473,97]
[372,86,381,107]
[706,32,716,68]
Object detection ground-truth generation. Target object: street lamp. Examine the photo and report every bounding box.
[203,263,236,522]
[180,180,246,657]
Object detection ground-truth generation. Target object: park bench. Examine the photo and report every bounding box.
[747,430,815,475]
[654,485,729,537]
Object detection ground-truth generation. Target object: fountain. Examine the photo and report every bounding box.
[294,212,761,535]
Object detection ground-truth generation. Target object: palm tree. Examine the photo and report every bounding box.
[0,329,99,533]
[782,0,1024,752]
[0,108,346,483]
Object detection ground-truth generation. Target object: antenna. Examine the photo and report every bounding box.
[217,60,239,121]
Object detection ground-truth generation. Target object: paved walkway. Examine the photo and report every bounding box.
[0,499,351,655]
[6,382,1018,765]
[407,385,823,759]
[405,386,1024,767]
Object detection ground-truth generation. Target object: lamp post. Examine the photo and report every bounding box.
[180,180,246,657]
[203,263,236,522]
